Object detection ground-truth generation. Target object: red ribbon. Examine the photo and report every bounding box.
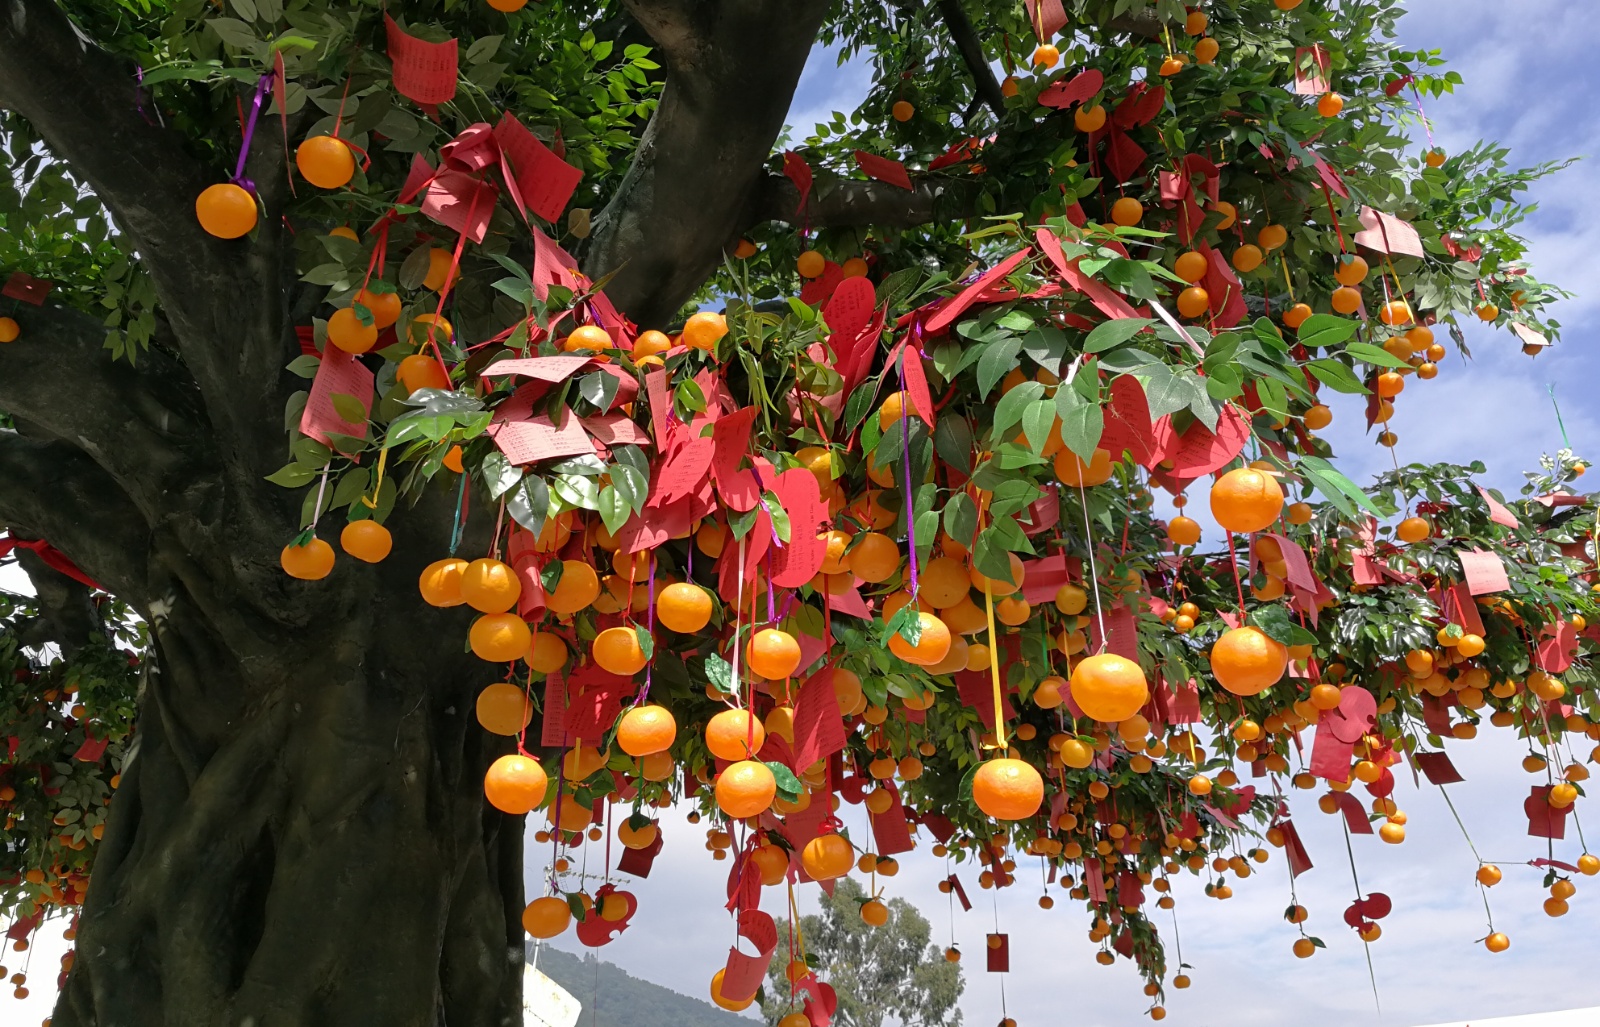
[0,532,102,590]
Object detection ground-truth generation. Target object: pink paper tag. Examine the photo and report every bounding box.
[854,151,914,191]
[1478,486,1522,527]
[1354,207,1426,258]
[486,410,594,465]
[300,346,373,450]
[927,247,1033,333]
[1458,548,1510,595]
[385,15,458,106]
[482,354,596,383]
[781,151,813,217]
[823,277,875,350]
[420,170,497,244]
[1293,45,1330,95]
[768,468,829,588]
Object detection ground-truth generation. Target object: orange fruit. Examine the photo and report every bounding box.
[847,532,901,583]
[796,250,826,278]
[1158,56,1185,78]
[657,582,713,633]
[682,311,728,352]
[887,612,952,666]
[593,626,650,676]
[1070,653,1149,722]
[412,313,454,347]
[340,520,392,563]
[1376,371,1405,398]
[1304,404,1332,430]
[751,844,789,886]
[1174,251,1209,284]
[469,613,531,663]
[732,238,759,259]
[296,135,355,189]
[973,758,1044,820]
[1055,447,1114,487]
[1074,105,1107,132]
[1396,516,1430,543]
[710,969,755,1012]
[617,704,676,756]
[747,628,802,680]
[841,257,869,278]
[1210,467,1284,533]
[1177,286,1210,318]
[1485,932,1510,953]
[1334,256,1369,286]
[891,100,914,122]
[1111,198,1144,227]
[397,354,450,396]
[442,445,465,473]
[522,895,572,939]
[0,317,18,343]
[716,760,777,818]
[1476,302,1499,322]
[526,631,568,674]
[1032,43,1060,68]
[1232,244,1263,273]
[280,537,335,580]
[1167,516,1201,546]
[1316,92,1344,117]
[1185,10,1208,33]
[920,556,971,608]
[1257,224,1288,250]
[831,668,864,714]
[1210,627,1288,696]
[1283,303,1313,329]
[563,324,612,354]
[421,248,458,292]
[706,708,766,761]
[619,819,659,850]
[476,682,533,736]
[484,754,548,814]
[1379,300,1414,326]
[420,557,469,606]
[1195,36,1219,65]
[546,560,601,615]
[461,558,522,614]
[1055,584,1088,614]
[632,329,671,360]
[354,287,401,329]
[801,832,853,881]
[195,183,257,239]
[327,307,378,354]
[487,0,528,11]
[860,898,890,926]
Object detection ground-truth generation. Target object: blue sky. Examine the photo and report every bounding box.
[540,4,1600,1027]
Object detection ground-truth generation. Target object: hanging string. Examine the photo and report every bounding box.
[1548,385,1572,450]
[448,474,469,556]
[1075,477,1109,651]
[230,74,274,194]
[1339,821,1383,1013]
[898,348,921,600]
[308,461,332,532]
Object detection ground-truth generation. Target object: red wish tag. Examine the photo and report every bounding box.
[493,113,582,224]
[1038,68,1103,109]
[385,15,458,107]
[1293,45,1330,95]
[1458,548,1510,595]
[2,272,52,305]
[300,346,373,451]
[420,171,497,244]
[782,151,813,217]
[1354,207,1426,258]
[854,151,913,191]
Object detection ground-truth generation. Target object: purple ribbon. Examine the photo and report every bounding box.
[898,341,919,599]
[231,74,275,194]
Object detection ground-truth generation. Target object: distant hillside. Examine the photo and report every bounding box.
[529,943,755,1027]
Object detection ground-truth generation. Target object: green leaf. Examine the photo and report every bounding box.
[1022,325,1069,376]
[764,761,803,803]
[1249,604,1314,647]
[944,493,977,548]
[507,476,551,535]
[763,490,792,543]
[1055,384,1104,463]
[541,560,565,592]
[1346,342,1410,369]
[976,337,1022,399]
[611,463,648,514]
[1295,314,1358,350]
[286,354,321,378]
[553,473,600,510]
[972,525,1018,584]
[991,380,1045,438]
[330,392,367,425]
[481,451,523,499]
[634,625,655,660]
[882,604,917,648]
[934,417,974,474]
[1022,399,1057,455]
[1084,317,1154,353]
[265,462,316,487]
[598,484,630,535]
[1305,359,1369,394]
[1299,455,1396,517]
[705,652,733,693]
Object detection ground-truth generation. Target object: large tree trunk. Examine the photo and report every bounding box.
[50,531,527,1027]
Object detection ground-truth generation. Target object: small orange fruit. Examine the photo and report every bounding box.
[1317,92,1344,117]
[1210,467,1284,533]
[470,613,532,663]
[522,895,572,939]
[397,354,451,395]
[563,324,612,353]
[327,306,378,354]
[280,537,335,580]
[973,758,1044,820]
[716,760,777,819]
[1211,627,1288,696]
[484,754,548,814]
[1111,198,1144,227]
[1168,516,1201,546]
[526,631,568,674]
[461,558,522,614]
[195,183,258,239]
[706,708,766,761]
[801,832,854,881]
[546,560,601,615]
[887,612,952,667]
[682,311,729,352]
[476,682,533,736]
[296,135,356,189]
[340,520,392,563]
[1074,105,1108,132]
[420,557,469,606]
[617,704,676,756]
[421,248,458,292]
[797,250,826,278]
[1069,653,1149,723]
[891,100,914,122]
[657,582,713,633]
[1032,44,1060,68]
[593,626,650,676]
[747,628,802,680]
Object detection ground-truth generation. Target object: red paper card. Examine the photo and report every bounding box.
[800,261,845,306]
[1038,68,1103,109]
[822,276,875,344]
[1293,45,1330,95]
[486,410,594,465]
[420,170,497,244]
[1478,486,1522,528]
[710,407,761,511]
[385,15,458,107]
[1099,373,1159,468]
[1333,791,1373,834]
[1019,554,1068,606]
[482,355,596,383]
[1276,819,1313,878]
[1537,619,1579,674]
[1088,603,1139,662]
[927,247,1033,333]
[1084,858,1107,902]
[854,151,913,191]
[2,272,52,305]
[781,151,813,217]
[1511,322,1548,353]
[493,113,583,224]
[870,788,914,856]
[652,435,715,506]
[1309,724,1352,781]
[719,909,779,1002]
[1027,0,1066,38]
[615,831,662,877]
[986,934,1009,973]
[300,345,373,451]
[1527,786,1571,839]
[72,736,108,763]
[901,344,935,426]
[1413,751,1463,785]
[1459,548,1510,595]
[768,468,829,588]
[541,671,568,747]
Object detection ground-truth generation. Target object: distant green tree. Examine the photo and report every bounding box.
[762,878,962,1027]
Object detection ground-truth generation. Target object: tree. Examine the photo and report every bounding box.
[0,0,1578,1024]
[761,877,962,1027]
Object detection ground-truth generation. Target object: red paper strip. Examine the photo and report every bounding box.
[1276,819,1313,878]
[1526,786,1571,839]
[1478,486,1522,527]
[1413,751,1463,785]
[854,151,913,191]
[720,909,779,1002]
[1038,68,1103,109]
[986,934,1010,973]
[2,272,52,305]
[768,468,829,588]
[486,410,594,465]
[72,736,108,763]
[1027,0,1066,39]
[385,15,458,107]
[300,345,373,451]
[869,786,914,856]
[493,113,582,224]
[541,672,568,747]
[782,151,813,218]
[926,247,1033,333]
[945,874,971,911]
[1293,45,1330,95]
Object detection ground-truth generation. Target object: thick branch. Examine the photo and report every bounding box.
[753,173,983,231]
[0,0,295,479]
[0,431,149,603]
[584,0,834,325]
[0,303,214,522]
[12,545,102,655]
[934,0,1007,120]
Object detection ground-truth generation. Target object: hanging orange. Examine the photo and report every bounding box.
[1177,286,1210,318]
[706,708,765,761]
[747,628,801,680]
[1210,627,1288,696]
[1055,447,1114,487]
[1167,516,1201,546]
[970,553,1025,597]
[280,537,334,580]
[716,760,776,819]
[526,631,568,674]
[796,251,826,278]
[847,532,901,583]
[460,558,522,614]
[1111,198,1144,226]
[0,317,18,343]
[296,135,356,189]
[657,581,713,633]
[397,355,451,396]
[354,287,401,329]
[1232,244,1264,273]
[972,758,1044,821]
[1174,251,1208,283]
[476,683,532,736]
[420,557,469,607]
[887,612,952,666]
[327,307,377,354]
[593,626,650,676]
[563,325,612,353]
[195,183,257,239]
[801,832,853,881]
[1209,467,1284,533]
[339,520,392,563]
[469,613,531,663]
[617,704,676,756]
[682,311,729,352]
[1069,653,1150,723]
[618,818,659,850]
[483,754,547,814]
[522,896,571,939]
[546,560,601,615]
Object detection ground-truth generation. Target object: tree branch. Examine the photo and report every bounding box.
[0,303,214,522]
[583,0,835,326]
[752,173,983,231]
[0,431,149,603]
[933,0,1007,120]
[0,0,295,479]
[12,544,102,655]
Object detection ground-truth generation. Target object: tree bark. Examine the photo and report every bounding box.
[49,516,528,1027]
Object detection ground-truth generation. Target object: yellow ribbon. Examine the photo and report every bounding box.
[984,581,1007,748]
[360,444,390,509]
